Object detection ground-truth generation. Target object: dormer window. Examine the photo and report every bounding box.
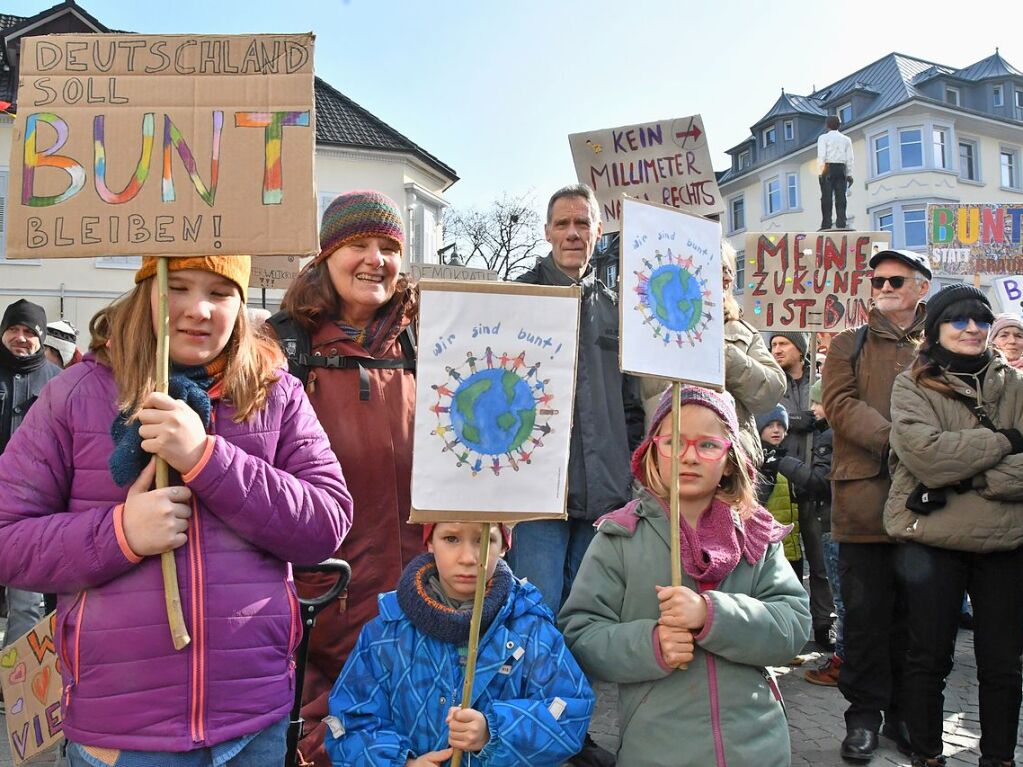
[944,86,960,106]
[738,149,751,169]
[762,126,776,148]
[837,103,853,124]
[994,85,1004,107]
[784,120,794,141]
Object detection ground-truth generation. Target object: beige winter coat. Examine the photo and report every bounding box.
[640,318,785,466]
[885,356,1023,552]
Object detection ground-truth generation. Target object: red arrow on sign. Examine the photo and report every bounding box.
[675,124,702,141]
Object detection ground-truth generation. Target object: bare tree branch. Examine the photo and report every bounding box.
[443,194,547,280]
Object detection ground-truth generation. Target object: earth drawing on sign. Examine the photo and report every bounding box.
[633,244,715,347]
[429,349,557,476]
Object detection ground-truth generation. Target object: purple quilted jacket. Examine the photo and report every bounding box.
[0,356,352,751]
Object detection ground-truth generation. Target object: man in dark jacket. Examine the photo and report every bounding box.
[509,185,643,613]
[0,299,60,650]
[822,249,931,762]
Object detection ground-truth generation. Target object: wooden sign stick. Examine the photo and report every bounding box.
[156,257,191,651]
[669,381,688,671]
[450,522,492,767]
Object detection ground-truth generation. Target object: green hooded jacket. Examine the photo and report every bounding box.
[558,490,810,767]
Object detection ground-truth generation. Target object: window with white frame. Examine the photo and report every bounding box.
[873,133,891,175]
[944,86,960,106]
[765,177,782,215]
[784,120,794,141]
[876,209,894,235]
[1001,149,1019,189]
[994,85,1004,107]
[738,149,751,169]
[762,126,776,148]
[729,196,745,233]
[734,249,746,296]
[1016,90,1023,110]
[899,128,924,168]
[904,207,927,248]
[959,140,978,181]
[786,173,799,209]
[932,128,950,170]
[837,103,853,124]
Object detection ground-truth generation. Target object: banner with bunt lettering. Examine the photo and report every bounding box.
[8,33,317,259]
[741,231,892,331]
[928,203,1023,275]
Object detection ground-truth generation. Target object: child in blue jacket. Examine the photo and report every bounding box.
[325,521,593,767]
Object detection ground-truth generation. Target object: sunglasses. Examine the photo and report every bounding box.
[943,316,992,331]
[651,435,732,461]
[870,275,916,289]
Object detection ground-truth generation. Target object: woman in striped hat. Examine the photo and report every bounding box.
[275,190,421,767]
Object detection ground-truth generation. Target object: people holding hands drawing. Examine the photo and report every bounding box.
[0,255,352,765]
[560,385,810,767]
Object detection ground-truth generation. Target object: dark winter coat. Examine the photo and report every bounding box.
[0,346,60,453]
[517,254,644,519]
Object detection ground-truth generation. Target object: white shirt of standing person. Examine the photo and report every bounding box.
[817,130,854,174]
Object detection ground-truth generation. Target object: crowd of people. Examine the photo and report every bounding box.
[0,183,1018,767]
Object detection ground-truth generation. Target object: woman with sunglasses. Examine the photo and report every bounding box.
[561,385,810,767]
[885,285,1023,767]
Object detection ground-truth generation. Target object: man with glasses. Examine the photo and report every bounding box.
[822,249,931,762]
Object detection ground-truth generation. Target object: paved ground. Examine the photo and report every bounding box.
[0,621,1016,766]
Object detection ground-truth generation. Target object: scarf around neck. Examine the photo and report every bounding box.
[673,496,787,584]
[396,552,512,645]
[0,343,47,374]
[108,357,225,486]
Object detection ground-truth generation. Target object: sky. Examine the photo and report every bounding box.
[7,0,1022,219]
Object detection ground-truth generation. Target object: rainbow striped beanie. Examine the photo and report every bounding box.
[317,190,405,262]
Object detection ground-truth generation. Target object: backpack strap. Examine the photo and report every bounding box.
[267,310,311,386]
[848,324,869,371]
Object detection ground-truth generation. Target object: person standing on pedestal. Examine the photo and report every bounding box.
[818,116,854,231]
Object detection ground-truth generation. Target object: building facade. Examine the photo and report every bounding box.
[0,0,458,338]
[718,51,1023,297]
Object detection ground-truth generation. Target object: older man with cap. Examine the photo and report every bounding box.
[822,248,932,762]
[0,299,60,656]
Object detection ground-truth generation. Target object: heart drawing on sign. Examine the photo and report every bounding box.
[10,697,24,715]
[0,647,16,668]
[8,662,26,685]
[31,667,50,704]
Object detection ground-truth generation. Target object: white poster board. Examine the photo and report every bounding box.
[410,281,580,521]
[620,196,724,389]
[993,275,1023,315]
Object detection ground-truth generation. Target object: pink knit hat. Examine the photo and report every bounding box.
[991,313,1023,340]
[631,385,747,482]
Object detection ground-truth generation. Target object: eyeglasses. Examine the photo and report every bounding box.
[870,275,916,290]
[944,316,992,331]
[651,435,732,461]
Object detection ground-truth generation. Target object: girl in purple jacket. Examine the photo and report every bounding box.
[0,256,353,767]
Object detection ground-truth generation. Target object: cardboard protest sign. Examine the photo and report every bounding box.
[569,115,723,233]
[249,255,302,289]
[620,196,724,388]
[8,33,317,259]
[741,231,892,331]
[929,203,1023,275]
[1,613,62,765]
[408,263,498,282]
[410,281,580,521]
[993,275,1023,315]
